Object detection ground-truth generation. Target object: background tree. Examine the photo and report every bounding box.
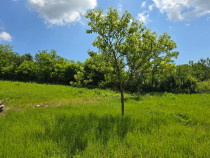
[85,7,178,116]
[15,60,37,81]
[71,51,115,88]
[189,58,210,81]
[0,44,21,80]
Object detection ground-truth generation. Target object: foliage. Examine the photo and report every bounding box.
[85,7,179,115]
[158,64,197,93]
[15,60,38,81]
[0,44,19,79]
[0,42,209,94]
[71,51,116,88]
[189,58,210,81]
[0,45,80,85]
[197,80,210,93]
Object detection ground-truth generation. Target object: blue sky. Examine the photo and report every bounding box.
[0,0,210,64]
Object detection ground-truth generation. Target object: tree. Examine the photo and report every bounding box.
[35,49,68,83]
[15,60,37,81]
[189,58,210,81]
[0,44,21,80]
[71,51,115,88]
[85,7,178,116]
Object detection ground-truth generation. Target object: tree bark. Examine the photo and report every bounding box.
[113,51,125,116]
[119,76,124,116]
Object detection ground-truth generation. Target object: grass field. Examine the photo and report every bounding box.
[0,80,209,158]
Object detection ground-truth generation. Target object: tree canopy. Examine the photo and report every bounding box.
[85,7,179,116]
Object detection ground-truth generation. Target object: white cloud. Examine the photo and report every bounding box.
[141,1,146,8]
[185,23,190,27]
[137,11,150,24]
[0,32,12,42]
[149,5,154,11]
[118,3,123,12]
[152,0,210,21]
[27,0,97,25]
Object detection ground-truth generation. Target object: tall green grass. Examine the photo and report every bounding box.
[0,81,121,108]
[0,81,209,157]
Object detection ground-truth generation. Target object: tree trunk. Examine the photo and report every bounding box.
[151,70,155,87]
[119,77,124,116]
[113,51,124,116]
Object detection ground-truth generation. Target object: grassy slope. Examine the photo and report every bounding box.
[0,81,209,158]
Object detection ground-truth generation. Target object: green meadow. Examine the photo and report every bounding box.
[0,80,209,158]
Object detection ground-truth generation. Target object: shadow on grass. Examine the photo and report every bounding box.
[42,114,138,156]
[30,112,170,157]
